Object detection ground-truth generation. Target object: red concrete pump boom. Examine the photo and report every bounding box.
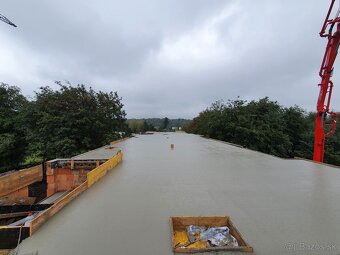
[313,0,340,162]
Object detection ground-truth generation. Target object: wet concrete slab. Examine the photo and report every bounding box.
[16,133,340,255]
[71,145,121,160]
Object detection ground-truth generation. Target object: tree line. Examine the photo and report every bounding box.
[185,97,340,166]
[0,82,129,173]
[127,119,156,133]
[127,118,190,133]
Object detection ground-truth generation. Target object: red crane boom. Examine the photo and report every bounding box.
[313,0,340,162]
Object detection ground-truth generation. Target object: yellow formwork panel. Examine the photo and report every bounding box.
[87,151,122,187]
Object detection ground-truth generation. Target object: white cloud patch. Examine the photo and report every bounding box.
[156,4,240,69]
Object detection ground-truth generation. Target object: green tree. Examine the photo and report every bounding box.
[127,119,155,133]
[187,97,293,158]
[162,117,169,131]
[0,83,28,172]
[24,82,128,159]
[282,106,309,157]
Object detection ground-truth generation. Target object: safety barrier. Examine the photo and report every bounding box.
[87,151,122,187]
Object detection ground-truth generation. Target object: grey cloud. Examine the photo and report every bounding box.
[0,0,339,118]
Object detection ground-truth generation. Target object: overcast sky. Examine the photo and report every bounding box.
[0,0,339,118]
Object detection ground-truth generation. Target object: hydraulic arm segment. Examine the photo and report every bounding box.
[314,0,340,162]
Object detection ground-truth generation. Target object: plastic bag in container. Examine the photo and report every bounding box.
[199,227,229,241]
[200,226,239,248]
[186,225,207,242]
[209,233,239,247]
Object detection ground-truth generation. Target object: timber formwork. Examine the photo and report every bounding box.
[0,150,123,251]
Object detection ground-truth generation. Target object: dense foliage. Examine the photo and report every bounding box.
[127,119,156,133]
[0,84,28,171]
[128,118,191,132]
[186,97,340,166]
[0,82,129,172]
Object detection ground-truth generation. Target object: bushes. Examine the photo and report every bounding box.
[186,97,340,165]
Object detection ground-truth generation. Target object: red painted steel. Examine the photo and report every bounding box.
[314,0,340,162]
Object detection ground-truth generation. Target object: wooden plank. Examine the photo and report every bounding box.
[0,226,30,249]
[173,246,253,253]
[0,212,29,220]
[171,216,229,231]
[0,196,36,206]
[229,219,250,248]
[87,151,122,187]
[48,160,107,171]
[0,249,11,255]
[0,165,43,197]
[29,181,88,235]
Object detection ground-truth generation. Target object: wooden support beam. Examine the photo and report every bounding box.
[0,249,11,255]
[0,212,29,220]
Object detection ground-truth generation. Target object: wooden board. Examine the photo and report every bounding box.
[29,181,88,235]
[48,160,107,172]
[0,212,29,220]
[87,151,122,187]
[0,226,30,249]
[0,249,11,255]
[170,216,253,253]
[0,196,36,206]
[171,216,230,231]
[0,165,42,197]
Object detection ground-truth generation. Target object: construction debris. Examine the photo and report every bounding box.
[185,225,238,248]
